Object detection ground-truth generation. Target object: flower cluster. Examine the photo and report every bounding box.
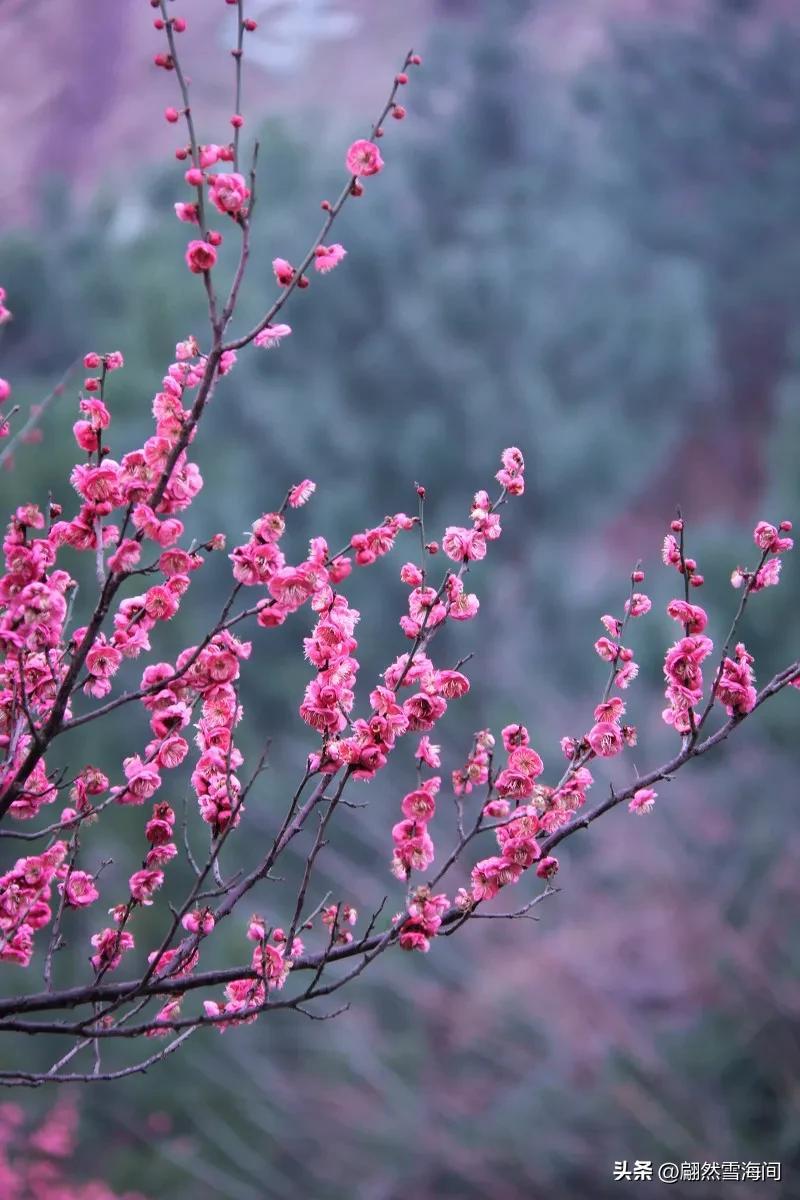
[0,843,67,966]
[397,888,449,953]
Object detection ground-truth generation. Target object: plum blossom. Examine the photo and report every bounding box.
[346,138,384,177]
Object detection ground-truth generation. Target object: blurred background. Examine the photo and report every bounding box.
[1,0,800,1195]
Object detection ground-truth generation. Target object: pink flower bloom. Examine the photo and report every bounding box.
[594,697,625,723]
[182,908,215,935]
[753,521,793,552]
[714,643,757,716]
[108,538,141,573]
[314,243,347,273]
[129,868,164,905]
[501,723,529,751]
[401,783,438,821]
[629,787,657,814]
[59,870,99,908]
[209,171,250,216]
[752,558,782,590]
[442,526,487,563]
[435,669,470,699]
[625,592,651,617]
[587,721,624,758]
[415,736,441,768]
[288,479,316,508]
[346,138,384,177]
[90,928,134,972]
[536,856,559,880]
[615,661,639,689]
[253,323,292,348]
[496,446,525,494]
[662,534,681,567]
[175,202,200,223]
[400,562,424,587]
[470,856,521,902]
[594,636,619,662]
[507,745,544,777]
[185,240,218,273]
[272,257,295,286]
[0,378,11,404]
[666,599,708,634]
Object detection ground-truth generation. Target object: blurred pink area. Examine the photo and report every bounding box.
[3,0,798,223]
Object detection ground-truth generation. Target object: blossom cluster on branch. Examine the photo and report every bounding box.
[0,0,797,1088]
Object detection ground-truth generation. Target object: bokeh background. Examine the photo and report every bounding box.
[1,0,800,1196]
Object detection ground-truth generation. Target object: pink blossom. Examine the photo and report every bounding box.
[536,856,559,880]
[501,723,529,751]
[209,171,250,216]
[272,257,295,286]
[442,525,487,563]
[314,243,347,273]
[254,322,293,349]
[415,736,441,768]
[175,201,199,223]
[59,871,99,908]
[185,240,217,273]
[496,446,525,494]
[470,856,520,902]
[346,138,384,177]
[288,479,316,508]
[129,868,164,905]
[625,592,651,617]
[587,721,624,758]
[714,643,757,716]
[90,928,134,972]
[629,787,657,814]
[666,599,708,634]
[752,558,782,590]
[182,908,215,935]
